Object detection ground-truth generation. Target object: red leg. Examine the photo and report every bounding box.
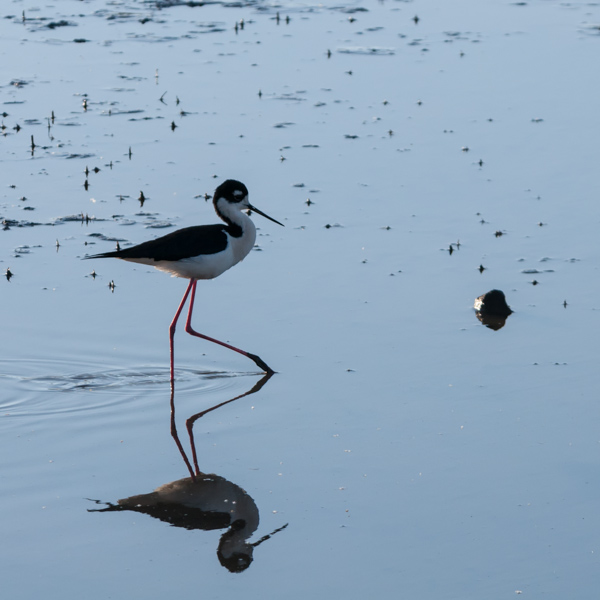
[185,280,275,374]
[169,279,195,383]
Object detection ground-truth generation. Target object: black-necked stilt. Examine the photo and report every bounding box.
[85,179,283,379]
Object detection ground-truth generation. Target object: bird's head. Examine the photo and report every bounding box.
[213,179,284,226]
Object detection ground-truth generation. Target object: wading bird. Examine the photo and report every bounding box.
[85,179,283,380]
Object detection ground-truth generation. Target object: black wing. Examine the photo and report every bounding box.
[84,224,232,262]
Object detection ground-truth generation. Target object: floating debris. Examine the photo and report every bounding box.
[337,47,395,56]
[2,218,45,228]
[87,233,126,243]
[45,20,75,29]
[54,214,103,225]
[65,153,95,159]
[144,221,174,229]
[447,241,460,255]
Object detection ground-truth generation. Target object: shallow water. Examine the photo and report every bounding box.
[2,0,600,597]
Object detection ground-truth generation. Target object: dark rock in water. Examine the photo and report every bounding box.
[474,289,512,316]
[474,289,512,330]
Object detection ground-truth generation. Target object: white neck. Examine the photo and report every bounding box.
[215,198,250,228]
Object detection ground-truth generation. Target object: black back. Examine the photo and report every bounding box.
[85,179,249,262]
[86,223,237,261]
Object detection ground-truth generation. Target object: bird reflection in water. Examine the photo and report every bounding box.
[89,373,287,572]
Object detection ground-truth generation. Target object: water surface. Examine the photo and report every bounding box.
[1,0,600,598]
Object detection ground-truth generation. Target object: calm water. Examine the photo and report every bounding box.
[1,0,600,597]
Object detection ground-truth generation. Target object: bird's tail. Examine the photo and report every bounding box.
[82,251,122,260]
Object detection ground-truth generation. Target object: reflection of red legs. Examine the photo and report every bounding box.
[185,374,273,476]
[169,380,195,480]
[170,373,272,479]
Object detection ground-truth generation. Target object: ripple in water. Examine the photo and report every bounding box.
[0,358,262,416]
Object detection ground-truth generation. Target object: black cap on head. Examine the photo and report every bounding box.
[214,179,248,203]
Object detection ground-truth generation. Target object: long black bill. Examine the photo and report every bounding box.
[248,204,284,227]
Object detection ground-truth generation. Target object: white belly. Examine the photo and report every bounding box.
[122,224,257,280]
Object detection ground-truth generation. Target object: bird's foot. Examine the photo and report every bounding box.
[246,352,276,375]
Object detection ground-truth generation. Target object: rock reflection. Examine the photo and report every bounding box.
[89,373,287,572]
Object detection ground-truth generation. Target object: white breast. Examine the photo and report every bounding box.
[150,217,256,280]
